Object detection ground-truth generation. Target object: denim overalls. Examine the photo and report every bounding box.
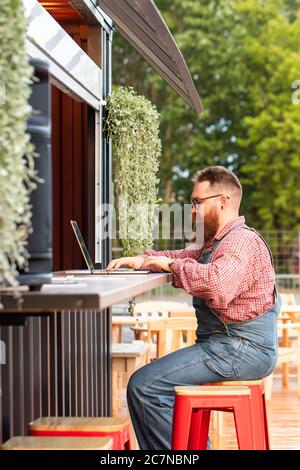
[127,223,281,450]
[193,223,281,379]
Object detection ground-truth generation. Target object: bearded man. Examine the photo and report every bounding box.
[107,166,280,450]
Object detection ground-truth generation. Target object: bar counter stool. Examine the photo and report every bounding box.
[1,436,112,450]
[204,379,270,450]
[29,416,131,450]
[172,385,257,450]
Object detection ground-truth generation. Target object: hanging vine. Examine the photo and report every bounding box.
[0,0,37,287]
[106,86,161,256]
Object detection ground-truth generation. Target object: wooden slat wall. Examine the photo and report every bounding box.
[0,309,111,444]
[52,85,90,271]
[51,23,101,271]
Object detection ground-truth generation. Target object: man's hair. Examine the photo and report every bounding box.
[192,166,242,204]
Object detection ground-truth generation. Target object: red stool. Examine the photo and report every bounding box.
[205,379,270,450]
[29,416,131,450]
[172,385,256,450]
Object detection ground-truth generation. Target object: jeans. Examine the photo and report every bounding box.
[126,328,278,450]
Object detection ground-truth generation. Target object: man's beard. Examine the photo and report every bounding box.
[204,219,219,243]
[192,211,219,245]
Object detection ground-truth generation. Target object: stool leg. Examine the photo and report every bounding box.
[172,396,192,450]
[262,394,270,450]
[250,388,266,450]
[197,410,211,450]
[233,397,255,450]
[187,409,203,449]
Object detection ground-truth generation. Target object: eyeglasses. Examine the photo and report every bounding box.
[191,194,230,208]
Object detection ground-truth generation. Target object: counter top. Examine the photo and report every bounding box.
[0,271,172,313]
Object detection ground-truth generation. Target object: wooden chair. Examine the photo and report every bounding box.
[278,293,300,386]
[168,309,196,345]
[132,301,191,320]
[144,317,197,359]
[276,322,300,396]
[131,301,194,351]
[169,310,195,317]
[279,292,300,323]
[112,316,144,343]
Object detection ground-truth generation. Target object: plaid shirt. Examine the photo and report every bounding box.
[141,216,276,323]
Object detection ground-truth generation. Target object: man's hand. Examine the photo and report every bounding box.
[143,256,174,272]
[106,256,145,271]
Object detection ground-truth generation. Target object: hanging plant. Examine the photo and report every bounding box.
[106,86,161,256]
[0,0,37,287]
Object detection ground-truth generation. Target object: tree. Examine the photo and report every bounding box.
[112,0,300,231]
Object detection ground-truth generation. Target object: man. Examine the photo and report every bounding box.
[107,166,280,450]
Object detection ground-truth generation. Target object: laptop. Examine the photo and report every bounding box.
[70,220,150,274]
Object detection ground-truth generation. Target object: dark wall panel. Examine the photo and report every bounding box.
[0,310,111,444]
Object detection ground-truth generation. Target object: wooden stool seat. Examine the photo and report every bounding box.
[29,416,131,450]
[1,436,112,450]
[175,385,250,396]
[29,416,130,433]
[211,379,264,386]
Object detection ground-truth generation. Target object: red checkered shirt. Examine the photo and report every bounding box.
[140,216,276,323]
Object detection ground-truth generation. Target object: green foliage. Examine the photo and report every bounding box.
[106,87,161,255]
[0,0,36,286]
[112,0,300,231]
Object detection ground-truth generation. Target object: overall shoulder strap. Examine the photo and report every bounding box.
[240,226,275,269]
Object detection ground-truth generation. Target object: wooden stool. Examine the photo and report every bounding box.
[172,385,256,450]
[205,379,270,450]
[29,416,131,450]
[1,436,112,450]
[112,342,150,415]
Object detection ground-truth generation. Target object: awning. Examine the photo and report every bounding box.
[98,0,202,113]
[24,0,104,109]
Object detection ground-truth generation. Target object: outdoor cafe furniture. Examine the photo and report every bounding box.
[277,322,300,396]
[0,271,171,444]
[172,385,259,450]
[0,436,113,450]
[29,416,132,450]
[200,378,270,450]
[112,341,150,415]
[142,317,197,359]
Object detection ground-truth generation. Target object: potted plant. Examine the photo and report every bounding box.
[106,86,161,257]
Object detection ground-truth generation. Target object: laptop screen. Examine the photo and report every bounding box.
[70,221,94,271]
